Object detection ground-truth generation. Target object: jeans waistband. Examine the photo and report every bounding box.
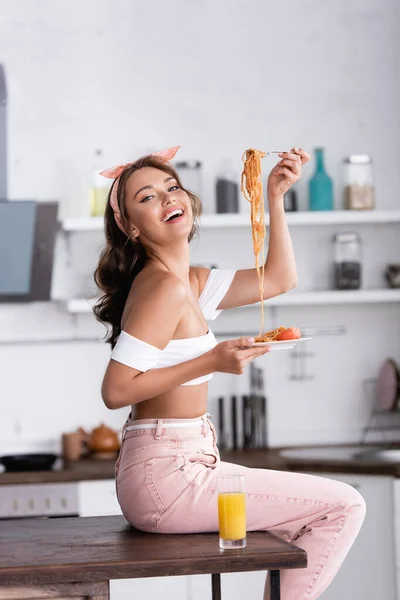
[122,412,213,440]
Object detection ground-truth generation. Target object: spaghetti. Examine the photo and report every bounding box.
[241,148,267,340]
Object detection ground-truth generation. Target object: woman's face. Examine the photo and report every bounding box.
[124,167,193,244]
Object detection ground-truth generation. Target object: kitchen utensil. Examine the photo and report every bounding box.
[343,155,374,210]
[217,396,227,450]
[376,359,400,412]
[231,395,238,450]
[242,395,252,449]
[88,423,120,458]
[252,337,312,350]
[333,232,362,290]
[0,453,57,472]
[62,432,84,462]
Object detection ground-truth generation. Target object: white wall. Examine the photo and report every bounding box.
[0,0,399,453]
[1,0,400,214]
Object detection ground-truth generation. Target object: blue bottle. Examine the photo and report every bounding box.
[309,147,333,211]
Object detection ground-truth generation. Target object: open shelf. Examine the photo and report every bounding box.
[65,289,400,313]
[62,210,400,232]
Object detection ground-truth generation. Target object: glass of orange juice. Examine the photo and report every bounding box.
[217,474,246,549]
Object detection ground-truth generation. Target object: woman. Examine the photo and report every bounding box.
[94,146,365,600]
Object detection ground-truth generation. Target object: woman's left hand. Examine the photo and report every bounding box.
[267,147,311,201]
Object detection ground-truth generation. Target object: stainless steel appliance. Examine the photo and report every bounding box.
[0,64,7,200]
[0,482,79,519]
[0,201,58,302]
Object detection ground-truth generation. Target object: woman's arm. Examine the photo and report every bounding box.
[101,271,268,409]
[102,350,216,409]
[214,148,310,309]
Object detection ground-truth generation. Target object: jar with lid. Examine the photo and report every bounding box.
[215,160,239,213]
[174,161,202,197]
[343,155,374,210]
[333,232,362,290]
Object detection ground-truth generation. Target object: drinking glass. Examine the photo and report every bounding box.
[217,475,246,549]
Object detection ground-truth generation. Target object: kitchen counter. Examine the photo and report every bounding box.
[1,443,399,485]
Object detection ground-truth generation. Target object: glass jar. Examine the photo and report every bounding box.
[216,160,239,213]
[343,155,374,210]
[174,160,202,197]
[333,232,362,290]
[89,149,110,217]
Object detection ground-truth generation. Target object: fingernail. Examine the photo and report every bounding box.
[247,337,254,343]
[278,152,284,156]
[294,147,299,152]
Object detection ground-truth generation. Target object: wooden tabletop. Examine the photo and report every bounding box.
[0,515,307,585]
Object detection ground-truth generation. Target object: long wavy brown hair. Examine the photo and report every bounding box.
[93,155,202,348]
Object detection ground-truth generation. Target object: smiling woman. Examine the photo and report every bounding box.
[92,146,366,600]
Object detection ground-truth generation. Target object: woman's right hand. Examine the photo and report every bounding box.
[210,337,270,375]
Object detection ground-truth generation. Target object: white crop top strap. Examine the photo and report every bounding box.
[198,268,236,321]
[111,331,163,372]
[110,268,237,386]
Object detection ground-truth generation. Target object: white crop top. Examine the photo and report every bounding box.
[110,268,236,386]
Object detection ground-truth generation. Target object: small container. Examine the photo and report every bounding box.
[217,474,246,549]
[89,149,111,217]
[216,161,239,213]
[333,232,362,290]
[343,155,374,210]
[284,188,298,212]
[62,432,83,462]
[174,160,202,197]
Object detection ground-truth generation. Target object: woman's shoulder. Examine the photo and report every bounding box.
[130,267,187,302]
[122,269,187,331]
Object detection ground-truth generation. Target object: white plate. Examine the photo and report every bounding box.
[252,337,312,350]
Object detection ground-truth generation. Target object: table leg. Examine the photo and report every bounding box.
[270,570,281,600]
[211,573,221,600]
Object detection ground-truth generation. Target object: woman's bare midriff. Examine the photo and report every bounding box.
[133,383,208,420]
[125,265,211,420]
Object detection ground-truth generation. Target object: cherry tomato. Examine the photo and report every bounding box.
[276,327,301,341]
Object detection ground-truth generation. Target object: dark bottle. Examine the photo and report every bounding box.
[216,162,239,213]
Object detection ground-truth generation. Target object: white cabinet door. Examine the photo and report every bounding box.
[314,473,396,600]
[78,480,122,517]
[78,480,189,600]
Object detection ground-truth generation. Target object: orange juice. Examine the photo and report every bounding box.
[218,492,246,540]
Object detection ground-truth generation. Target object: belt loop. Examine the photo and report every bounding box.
[201,414,208,436]
[155,419,164,440]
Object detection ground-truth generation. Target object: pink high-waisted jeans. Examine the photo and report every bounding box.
[116,413,366,600]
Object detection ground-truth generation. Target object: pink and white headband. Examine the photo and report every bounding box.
[100,145,181,233]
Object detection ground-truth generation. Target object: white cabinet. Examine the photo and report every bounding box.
[314,473,396,600]
[78,480,189,600]
[78,480,122,517]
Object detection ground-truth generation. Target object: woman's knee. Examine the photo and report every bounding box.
[334,481,366,530]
